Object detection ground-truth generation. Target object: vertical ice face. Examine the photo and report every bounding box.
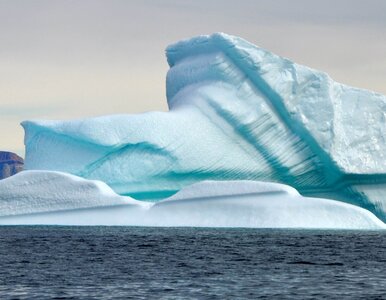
[22,33,386,221]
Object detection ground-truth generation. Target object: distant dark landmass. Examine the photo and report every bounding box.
[0,151,24,179]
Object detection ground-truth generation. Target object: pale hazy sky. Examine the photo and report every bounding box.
[1,0,385,155]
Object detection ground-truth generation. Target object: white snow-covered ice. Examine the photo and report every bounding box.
[21,33,386,222]
[0,170,146,217]
[0,171,384,229]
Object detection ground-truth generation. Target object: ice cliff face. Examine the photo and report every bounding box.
[22,33,386,221]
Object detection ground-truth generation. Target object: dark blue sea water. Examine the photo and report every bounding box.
[0,227,385,299]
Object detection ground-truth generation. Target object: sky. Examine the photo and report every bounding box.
[1,0,385,156]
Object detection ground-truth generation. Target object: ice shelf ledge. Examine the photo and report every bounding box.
[0,171,384,229]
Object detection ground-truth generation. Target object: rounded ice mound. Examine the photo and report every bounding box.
[22,33,386,221]
[161,180,299,203]
[0,174,384,229]
[0,170,145,217]
[151,181,385,229]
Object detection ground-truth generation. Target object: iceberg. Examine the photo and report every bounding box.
[0,171,384,229]
[21,33,386,221]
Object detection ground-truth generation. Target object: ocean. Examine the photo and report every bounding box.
[0,226,385,299]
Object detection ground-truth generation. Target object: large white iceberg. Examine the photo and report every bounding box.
[0,171,384,229]
[22,33,386,221]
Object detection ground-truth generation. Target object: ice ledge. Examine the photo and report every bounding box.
[0,171,384,229]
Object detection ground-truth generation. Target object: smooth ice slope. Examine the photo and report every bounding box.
[22,33,386,220]
[0,172,383,229]
[0,170,145,216]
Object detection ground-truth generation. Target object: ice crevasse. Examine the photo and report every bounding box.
[22,33,386,221]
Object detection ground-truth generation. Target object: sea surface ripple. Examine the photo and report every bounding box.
[0,227,385,299]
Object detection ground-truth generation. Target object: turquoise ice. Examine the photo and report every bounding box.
[22,33,386,221]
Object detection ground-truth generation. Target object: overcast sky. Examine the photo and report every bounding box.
[1,0,385,155]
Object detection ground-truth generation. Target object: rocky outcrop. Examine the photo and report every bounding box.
[0,151,24,179]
